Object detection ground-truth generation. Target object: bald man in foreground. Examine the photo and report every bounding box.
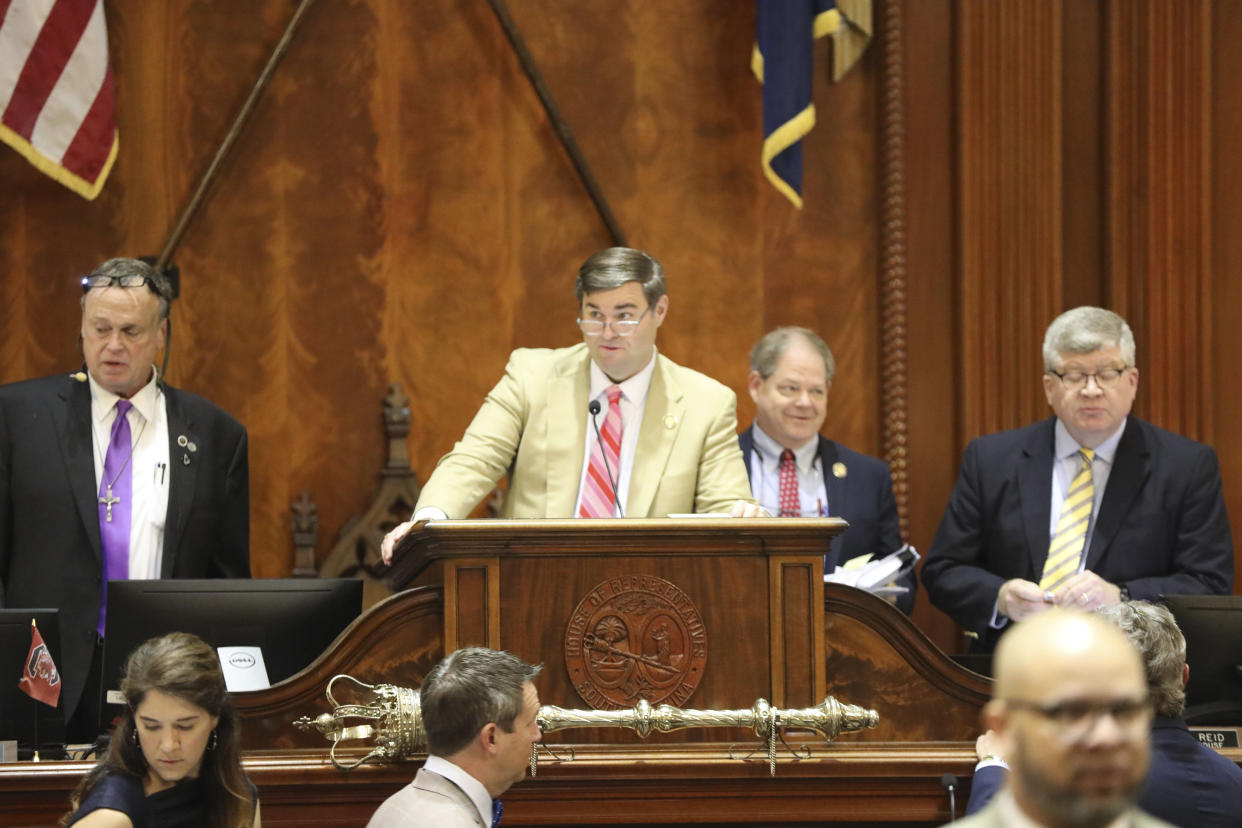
[952,609,1173,828]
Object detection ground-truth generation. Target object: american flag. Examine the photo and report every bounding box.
[0,0,118,200]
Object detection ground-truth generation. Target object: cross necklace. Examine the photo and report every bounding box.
[95,412,147,523]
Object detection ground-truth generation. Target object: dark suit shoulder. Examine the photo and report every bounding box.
[1126,415,1218,457]
[0,372,83,403]
[162,384,246,434]
[962,418,1055,457]
[821,438,891,476]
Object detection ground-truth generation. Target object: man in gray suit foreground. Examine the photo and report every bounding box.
[367,648,542,828]
[952,609,1173,828]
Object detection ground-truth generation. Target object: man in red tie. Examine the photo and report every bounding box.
[383,248,760,562]
[736,327,914,612]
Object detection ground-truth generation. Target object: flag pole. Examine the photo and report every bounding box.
[30,619,39,762]
[155,0,319,271]
[483,0,627,247]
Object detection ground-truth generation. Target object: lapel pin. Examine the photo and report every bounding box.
[177,435,188,447]
[183,454,191,465]
[832,462,847,479]
[187,441,197,453]
[70,371,87,382]
[663,414,678,429]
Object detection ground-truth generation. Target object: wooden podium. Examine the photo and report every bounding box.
[0,519,997,827]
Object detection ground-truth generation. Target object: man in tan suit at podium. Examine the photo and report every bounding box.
[382,247,759,562]
[367,648,542,828]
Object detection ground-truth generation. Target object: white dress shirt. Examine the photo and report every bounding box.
[88,369,171,579]
[572,347,659,517]
[747,424,827,517]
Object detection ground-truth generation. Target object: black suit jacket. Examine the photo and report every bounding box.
[922,416,1233,651]
[738,427,914,612]
[966,717,1242,827]
[0,373,250,720]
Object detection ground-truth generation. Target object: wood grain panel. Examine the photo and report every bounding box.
[1107,0,1213,441]
[1210,0,1242,582]
[957,0,1064,442]
[3,0,1238,675]
[0,1,912,643]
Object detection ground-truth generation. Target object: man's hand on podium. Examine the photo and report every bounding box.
[380,520,415,565]
[730,500,771,518]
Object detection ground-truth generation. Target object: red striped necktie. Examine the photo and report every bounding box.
[579,385,623,518]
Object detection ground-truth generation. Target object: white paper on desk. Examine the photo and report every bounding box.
[217,647,271,692]
[825,544,919,592]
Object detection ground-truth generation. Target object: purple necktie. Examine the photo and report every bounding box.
[97,400,133,636]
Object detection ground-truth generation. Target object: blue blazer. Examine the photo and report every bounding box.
[922,415,1233,652]
[966,717,1242,828]
[738,426,914,613]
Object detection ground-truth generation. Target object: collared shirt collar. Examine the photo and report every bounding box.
[589,345,657,407]
[751,422,819,473]
[88,366,162,425]
[1054,416,1126,464]
[424,754,494,828]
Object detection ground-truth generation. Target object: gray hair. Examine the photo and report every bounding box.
[574,247,666,308]
[749,326,836,382]
[1096,601,1186,717]
[81,258,173,321]
[419,647,542,757]
[1042,306,1136,371]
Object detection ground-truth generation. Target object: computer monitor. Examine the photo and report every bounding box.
[99,578,362,731]
[1161,594,1242,725]
[0,609,66,757]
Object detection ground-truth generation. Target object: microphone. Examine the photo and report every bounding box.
[940,773,958,822]
[587,399,623,517]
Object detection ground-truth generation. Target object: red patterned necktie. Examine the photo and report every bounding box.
[579,385,623,518]
[778,449,800,517]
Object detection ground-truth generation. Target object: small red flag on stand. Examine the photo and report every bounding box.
[18,619,61,708]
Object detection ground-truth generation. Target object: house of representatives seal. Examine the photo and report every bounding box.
[564,574,707,709]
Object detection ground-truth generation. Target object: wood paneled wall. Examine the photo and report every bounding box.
[1,1,1238,656]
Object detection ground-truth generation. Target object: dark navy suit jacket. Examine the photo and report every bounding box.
[921,416,1233,652]
[966,717,1242,827]
[0,373,250,720]
[738,426,914,613]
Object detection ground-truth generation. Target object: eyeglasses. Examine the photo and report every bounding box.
[81,274,157,293]
[577,306,651,337]
[1003,695,1152,741]
[1047,366,1130,391]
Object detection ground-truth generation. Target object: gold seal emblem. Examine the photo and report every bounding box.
[564,575,707,710]
[832,461,847,478]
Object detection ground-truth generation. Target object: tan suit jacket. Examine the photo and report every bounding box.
[416,344,753,518]
[366,768,486,828]
[954,797,1176,828]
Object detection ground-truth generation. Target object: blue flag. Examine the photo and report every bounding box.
[754,1,871,208]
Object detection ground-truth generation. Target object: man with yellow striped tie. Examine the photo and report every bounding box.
[921,307,1234,657]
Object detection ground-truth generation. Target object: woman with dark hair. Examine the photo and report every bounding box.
[63,632,259,827]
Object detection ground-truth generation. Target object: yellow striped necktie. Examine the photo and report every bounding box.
[1040,448,1095,591]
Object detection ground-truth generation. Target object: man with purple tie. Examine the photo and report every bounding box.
[0,258,249,742]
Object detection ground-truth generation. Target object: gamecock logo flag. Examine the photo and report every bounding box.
[17,620,61,708]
